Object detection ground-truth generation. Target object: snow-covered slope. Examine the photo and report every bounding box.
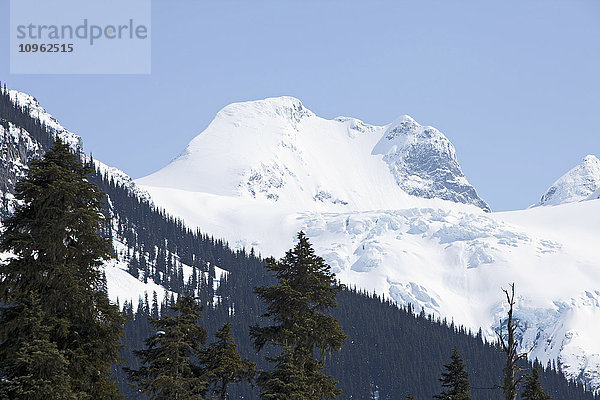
[536,155,600,206]
[0,90,180,308]
[137,97,600,391]
[0,91,83,218]
[8,90,82,151]
[138,97,489,211]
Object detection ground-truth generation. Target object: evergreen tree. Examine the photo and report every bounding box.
[201,322,256,400]
[250,231,346,400]
[522,368,551,400]
[0,293,73,400]
[0,138,123,399]
[126,295,209,399]
[433,348,472,400]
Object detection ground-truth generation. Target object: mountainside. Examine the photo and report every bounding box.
[137,97,600,392]
[1,87,598,397]
[138,97,490,212]
[0,90,81,218]
[536,155,600,206]
[0,87,222,310]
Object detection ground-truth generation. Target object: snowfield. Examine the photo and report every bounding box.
[137,96,600,391]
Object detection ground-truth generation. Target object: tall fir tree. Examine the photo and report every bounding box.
[126,295,209,400]
[0,137,123,399]
[0,293,73,399]
[250,231,346,400]
[433,348,472,400]
[201,322,256,400]
[522,368,551,400]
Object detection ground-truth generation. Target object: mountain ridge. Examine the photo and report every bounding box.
[138,96,491,212]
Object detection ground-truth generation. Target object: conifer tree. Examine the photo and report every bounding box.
[0,137,123,398]
[0,293,73,399]
[126,295,209,399]
[250,231,346,400]
[522,368,551,400]
[433,348,472,400]
[201,322,256,400]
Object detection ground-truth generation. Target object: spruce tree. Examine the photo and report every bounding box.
[0,137,123,399]
[0,293,73,399]
[433,348,472,400]
[201,322,256,400]
[250,231,346,400]
[126,295,209,399]
[522,368,551,400]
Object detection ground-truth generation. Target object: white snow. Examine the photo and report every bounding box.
[93,159,153,204]
[535,155,600,207]
[137,96,488,211]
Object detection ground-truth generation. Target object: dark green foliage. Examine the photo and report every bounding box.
[522,368,551,400]
[257,346,312,400]
[433,348,472,400]
[0,293,73,400]
[0,138,123,399]
[201,322,256,400]
[0,83,54,150]
[250,232,346,400]
[126,295,209,399]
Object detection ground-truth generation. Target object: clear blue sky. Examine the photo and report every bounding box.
[2,0,599,211]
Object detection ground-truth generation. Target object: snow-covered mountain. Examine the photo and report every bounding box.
[138,97,489,212]
[0,90,224,310]
[3,90,599,391]
[536,155,600,207]
[137,97,600,391]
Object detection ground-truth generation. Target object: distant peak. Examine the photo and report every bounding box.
[536,154,600,206]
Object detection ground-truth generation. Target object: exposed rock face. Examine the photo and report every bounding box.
[138,97,489,212]
[0,122,44,217]
[372,116,490,212]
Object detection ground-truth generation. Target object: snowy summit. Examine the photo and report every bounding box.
[137,96,489,212]
[536,155,600,206]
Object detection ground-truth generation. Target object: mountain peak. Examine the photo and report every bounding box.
[215,96,314,126]
[537,154,600,206]
[373,116,491,212]
[138,98,489,211]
